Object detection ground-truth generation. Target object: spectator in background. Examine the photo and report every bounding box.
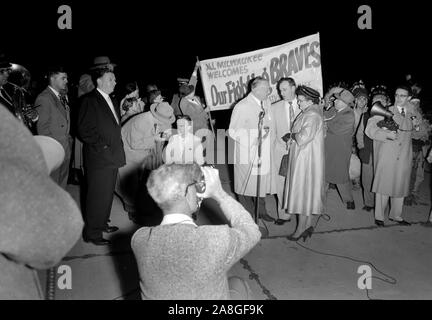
[117,101,175,214]
[143,88,163,113]
[178,83,210,134]
[35,65,72,189]
[356,85,390,212]
[119,81,145,124]
[351,80,369,191]
[405,81,431,205]
[164,115,205,165]
[324,88,356,210]
[171,61,200,117]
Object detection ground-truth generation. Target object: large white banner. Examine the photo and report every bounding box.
[199,33,322,111]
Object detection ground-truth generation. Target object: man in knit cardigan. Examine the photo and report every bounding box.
[131,164,261,300]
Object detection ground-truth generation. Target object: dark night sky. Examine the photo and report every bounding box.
[1,0,430,101]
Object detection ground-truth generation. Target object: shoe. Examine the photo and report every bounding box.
[286,227,314,242]
[274,218,290,225]
[346,201,355,210]
[104,225,119,233]
[389,218,411,226]
[375,219,385,227]
[83,237,112,246]
[420,221,432,228]
[259,213,274,222]
[362,206,374,212]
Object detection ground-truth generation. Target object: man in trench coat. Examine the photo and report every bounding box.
[365,84,420,226]
[228,77,277,222]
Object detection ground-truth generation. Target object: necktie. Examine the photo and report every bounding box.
[401,107,405,117]
[0,87,12,105]
[288,101,294,131]
[59,94,69,112]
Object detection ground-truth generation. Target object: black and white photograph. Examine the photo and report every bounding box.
[1,0,431,305]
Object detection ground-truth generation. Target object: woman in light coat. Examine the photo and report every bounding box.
[282,86,325,241]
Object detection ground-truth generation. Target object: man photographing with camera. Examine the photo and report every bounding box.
[131,164,261,300]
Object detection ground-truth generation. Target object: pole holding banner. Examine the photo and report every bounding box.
[196,56,216,137]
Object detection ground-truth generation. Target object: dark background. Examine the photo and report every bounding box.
[1,0,430,107]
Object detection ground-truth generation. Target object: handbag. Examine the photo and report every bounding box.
[279,153,289,177]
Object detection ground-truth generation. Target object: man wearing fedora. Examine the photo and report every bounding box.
[324,88,356,210]
[117,101,175,215]
[78,63,125,246]
[35,66,72,189]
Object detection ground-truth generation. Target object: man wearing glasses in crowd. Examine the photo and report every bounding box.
[365,85,421,227]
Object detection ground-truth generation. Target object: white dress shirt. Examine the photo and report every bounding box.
[97,88,119,124]
[160,213,197,226]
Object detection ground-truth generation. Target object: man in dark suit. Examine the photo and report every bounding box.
[78,66,125,245]
[35,66,71,189]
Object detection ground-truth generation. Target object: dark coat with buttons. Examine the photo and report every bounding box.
[324,106,355,184]
[77,89,125,169]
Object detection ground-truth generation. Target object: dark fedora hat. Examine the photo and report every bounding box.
[89,56,117,70]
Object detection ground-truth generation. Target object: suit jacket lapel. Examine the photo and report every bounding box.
[45,87,68,120]
[95,90,120,126]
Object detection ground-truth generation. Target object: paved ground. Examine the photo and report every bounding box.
[38,162,432,300]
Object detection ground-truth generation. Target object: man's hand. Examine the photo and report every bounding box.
[386,131,398,141]
[196,166,224,199]
[282,132,292,142]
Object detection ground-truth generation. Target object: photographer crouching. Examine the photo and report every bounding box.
[131,163,261,300]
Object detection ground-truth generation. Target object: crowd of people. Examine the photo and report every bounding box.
[229,75,432,242]
[1,49,432,300]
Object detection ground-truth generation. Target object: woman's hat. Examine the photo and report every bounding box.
[179,84,195,97]
[296,85,321,102]
[89,56,117,70]
[33,135,65,174]
[150,102,175,124]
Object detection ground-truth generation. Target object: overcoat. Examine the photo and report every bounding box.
[365,104,418,197]
[228,93,277,197]
[324,106,355,184]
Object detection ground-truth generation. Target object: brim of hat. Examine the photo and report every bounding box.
[89,63,117,70]
[334,93,354,105]
[34,135,65,174]
[150,104,175,124]
[0,62,12,69]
